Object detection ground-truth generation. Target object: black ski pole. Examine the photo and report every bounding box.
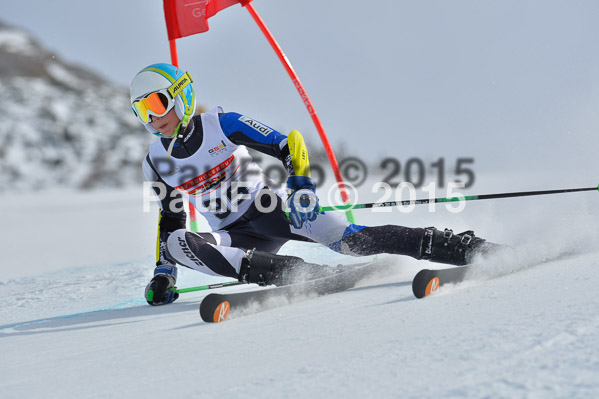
[320,185,598,212]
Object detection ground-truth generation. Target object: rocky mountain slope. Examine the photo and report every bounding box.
[0,21,153,192]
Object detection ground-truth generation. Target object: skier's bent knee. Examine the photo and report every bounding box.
[166,229,207,269]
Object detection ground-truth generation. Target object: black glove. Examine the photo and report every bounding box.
[145,275,179,306]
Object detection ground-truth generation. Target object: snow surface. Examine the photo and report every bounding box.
[1,177,599,398]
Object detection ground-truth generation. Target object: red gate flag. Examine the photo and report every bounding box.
[164,0,251,40]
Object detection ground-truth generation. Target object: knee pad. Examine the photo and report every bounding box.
[166,229,208,269]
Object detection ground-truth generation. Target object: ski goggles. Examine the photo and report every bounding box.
[131,71,193,124]
[132,90,174,124]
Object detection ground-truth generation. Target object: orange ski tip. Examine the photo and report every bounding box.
[425,277,440,296]
[213,301,231,323]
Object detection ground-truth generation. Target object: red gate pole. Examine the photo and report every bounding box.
[243,2,356,223]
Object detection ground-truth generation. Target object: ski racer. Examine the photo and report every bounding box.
[131,63,495,305]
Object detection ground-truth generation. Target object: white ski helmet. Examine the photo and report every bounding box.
[130,63,196,136]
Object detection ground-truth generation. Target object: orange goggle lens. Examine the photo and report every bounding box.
[132,91,173,123]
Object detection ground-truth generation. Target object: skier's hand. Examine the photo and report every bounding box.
[145,274,179,306]
[286,175,320,229]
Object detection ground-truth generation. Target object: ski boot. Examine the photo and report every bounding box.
[418,227,499,266]
[238,249,331,286]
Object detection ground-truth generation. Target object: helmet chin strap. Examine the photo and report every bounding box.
[165,112,191,159]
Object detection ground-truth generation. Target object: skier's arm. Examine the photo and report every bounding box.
[218,112,318,228]
[218,112,299,176]
[142,156,185,305]
[142,156,186,265]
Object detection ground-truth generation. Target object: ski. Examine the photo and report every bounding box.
[199,259,391,323]
[411,248,584,299]
[411,266,470,298]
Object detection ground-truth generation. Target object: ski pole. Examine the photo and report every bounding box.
[174,281,244,295]
[319,185,599,212]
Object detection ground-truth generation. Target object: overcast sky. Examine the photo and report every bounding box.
[3,0,599,188]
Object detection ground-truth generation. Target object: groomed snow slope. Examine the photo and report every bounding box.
[1,184,599,398]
